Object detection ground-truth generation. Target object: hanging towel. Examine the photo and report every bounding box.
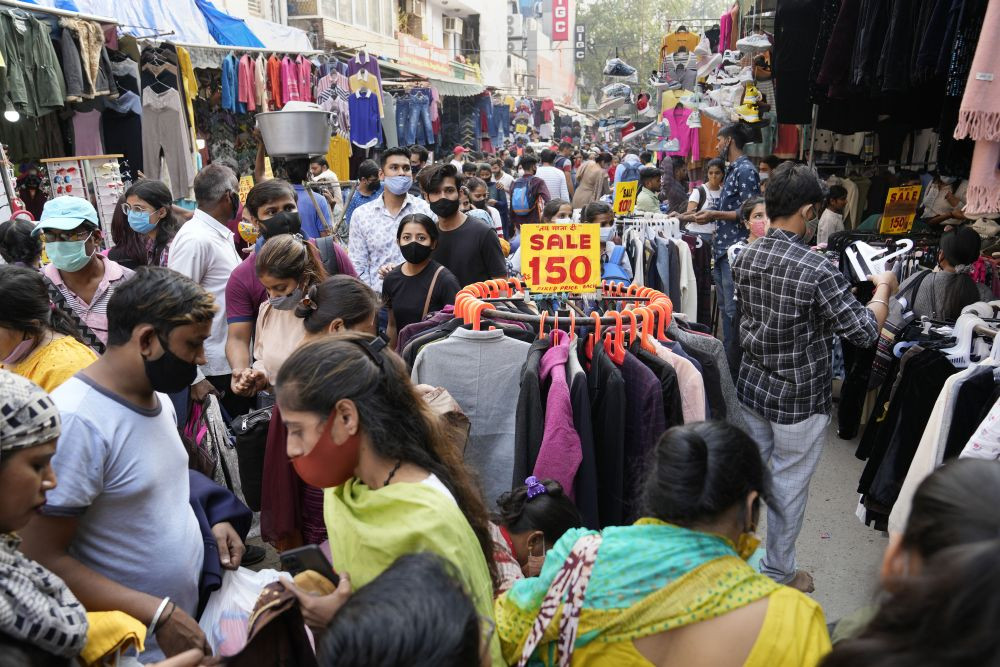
[954,0,1000,141]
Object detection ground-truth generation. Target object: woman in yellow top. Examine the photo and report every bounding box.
[495,421,831,667]
[274,334,503,665]
[0,265,97,392]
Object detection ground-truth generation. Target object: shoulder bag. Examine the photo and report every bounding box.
[422,265,446,320]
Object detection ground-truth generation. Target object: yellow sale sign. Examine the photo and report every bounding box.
[613,180,638,215]
[520,223,601,294]
[238,174,255,204]
[879,185,922,234]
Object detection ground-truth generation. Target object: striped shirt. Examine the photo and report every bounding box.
[43,256,134,348]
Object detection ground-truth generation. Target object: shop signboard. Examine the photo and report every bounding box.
[521,223,601,294]
[613,180,638,215]
[398,33,453,77]
[574,24,586,60]
[238,174,254,203]
[878,185,922,234]
[552,0,570,41]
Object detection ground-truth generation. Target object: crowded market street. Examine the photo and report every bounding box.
[2,0,1000,665]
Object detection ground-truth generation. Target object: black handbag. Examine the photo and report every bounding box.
[230,406,272,512]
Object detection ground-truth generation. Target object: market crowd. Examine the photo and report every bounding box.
[2,126,1000,667]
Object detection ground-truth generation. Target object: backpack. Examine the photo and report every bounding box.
[619,160,641,185]
[511,179,537,215]
[602,244,632,286]
[314,235,343,275]
[695,184,709,212]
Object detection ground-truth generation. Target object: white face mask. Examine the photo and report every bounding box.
[517,168,525,178]
[600,226,613,241]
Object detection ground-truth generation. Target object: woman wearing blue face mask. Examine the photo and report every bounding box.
[231,234,329,398]
[122,179,180,267]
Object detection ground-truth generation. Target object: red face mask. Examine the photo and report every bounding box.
[291,411,362,488]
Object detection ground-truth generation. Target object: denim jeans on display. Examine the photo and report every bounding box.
[408,89,434,146]
[395,95,411,146]
[474,94,493,140]
[491,104,510,145]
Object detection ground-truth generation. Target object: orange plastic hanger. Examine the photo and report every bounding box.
[585,311,601,361]
[636,307,657,353]
[623,309,638,346]
[568,310,576,340]
[470,300,489,331]
[603,310,626,365]
[538,312,547,339]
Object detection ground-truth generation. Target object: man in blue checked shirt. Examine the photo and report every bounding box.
[732,162,898,594]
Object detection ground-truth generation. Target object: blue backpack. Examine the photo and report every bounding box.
[619,161,641,185]
[510,179,535,215]
[602,244,632,285]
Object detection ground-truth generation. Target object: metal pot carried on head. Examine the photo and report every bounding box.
[255,101,333,157]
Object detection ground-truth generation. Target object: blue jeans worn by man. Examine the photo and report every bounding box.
[712,254,737,343]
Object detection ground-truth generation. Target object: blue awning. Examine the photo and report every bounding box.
[22,0,310,51]
[194,0,263,47]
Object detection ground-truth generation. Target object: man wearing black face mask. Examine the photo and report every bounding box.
[168,164,244,413]
[416,163,507,287]
[20,267,252,662]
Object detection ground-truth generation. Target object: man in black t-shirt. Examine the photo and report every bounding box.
[416,163,508,287]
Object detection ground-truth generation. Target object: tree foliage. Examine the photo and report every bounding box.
[575,0,732,104]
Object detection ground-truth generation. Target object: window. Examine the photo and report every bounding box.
[338,0,352,23]
[354,0,368,29]
[367,0,380,32]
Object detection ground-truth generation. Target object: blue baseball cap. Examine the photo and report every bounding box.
[34,197,99,235]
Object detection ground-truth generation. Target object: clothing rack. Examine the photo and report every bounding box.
[0,0,119,24]
[455,279,675,333]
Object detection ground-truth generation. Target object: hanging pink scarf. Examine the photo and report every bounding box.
[954,0,1000,141]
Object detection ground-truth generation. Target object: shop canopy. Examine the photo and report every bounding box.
[19,0,314,54]
[380,60,485,98]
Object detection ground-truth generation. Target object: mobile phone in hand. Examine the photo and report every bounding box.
[280,544,339,585]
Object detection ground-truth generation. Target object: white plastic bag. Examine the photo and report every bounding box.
[198,567,290,656]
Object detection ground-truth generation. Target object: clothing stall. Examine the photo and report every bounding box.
[400,278,746,528]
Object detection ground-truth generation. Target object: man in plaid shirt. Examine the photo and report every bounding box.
[732,162,898,593]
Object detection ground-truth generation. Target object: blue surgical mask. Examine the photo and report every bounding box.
[269,287,303,311]
[46,237,94,272]
[127,210,158,234]
[385,175,413,196]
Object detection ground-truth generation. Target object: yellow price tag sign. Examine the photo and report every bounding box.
[878,185,922,234]
[520,223,602,294]
[238,174,255,204]
[613,180,638,215]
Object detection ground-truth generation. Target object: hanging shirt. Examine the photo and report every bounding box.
[348,88,381,149]
[237,54,255,112]
[254,54,268,110]
[221,53,238,113]
[347,51,384,117]
[267,55,282,108]
[296,55,313,103]
[281,56,301,103]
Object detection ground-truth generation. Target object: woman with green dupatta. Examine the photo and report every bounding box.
[495,421,832,667]
[274,333,502,665]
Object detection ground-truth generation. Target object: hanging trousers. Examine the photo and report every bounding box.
[742,407,830,585]
[141,87,193,200]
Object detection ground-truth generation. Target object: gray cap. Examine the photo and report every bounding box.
[0,370,61,457]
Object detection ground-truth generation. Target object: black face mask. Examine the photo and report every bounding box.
[144,335,199,394]
[260,211,302,238]
[229,192,240,218]
[473,199,488,210]
[430,197,460,218]
[400,241,433,264]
